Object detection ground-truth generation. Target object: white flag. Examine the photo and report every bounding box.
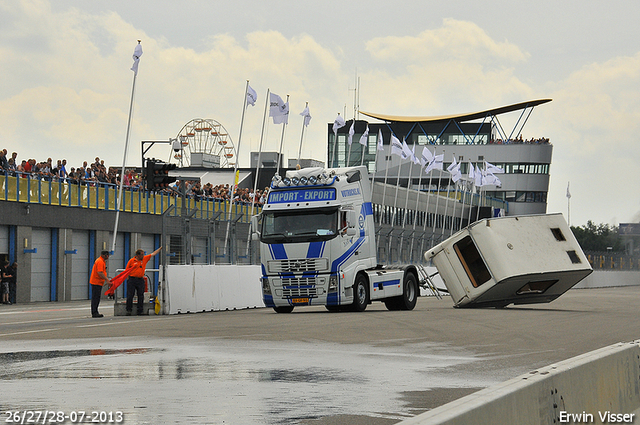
[447,155,461,182]
[332,114,345,135]
[484,173,501,187]
[299,106,311,126]
[421,147,433,167]
[246,85,257,107]
[468,161,475,181]
[401,139,412,160]
[485,161,504,174]
[390,135,403,157]
[269,93,289,124]
[359,125,369,146]
[475,167,484,187]
[377,129,384,151]
[131,42,143,75]
[347,121,355,145]
[425,154,444,173]
[411,145,420,165]
[566,182,571,199]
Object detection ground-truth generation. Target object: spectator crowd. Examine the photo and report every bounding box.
[0,148,269,206]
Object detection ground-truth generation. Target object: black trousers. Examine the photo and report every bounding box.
[91,284,102,316]
[126,277,145,314]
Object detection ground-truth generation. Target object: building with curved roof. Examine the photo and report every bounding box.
[327,99,553,218]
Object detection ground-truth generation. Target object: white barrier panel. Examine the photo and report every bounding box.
[575,270,640,289]
[165,265,263,314]
[399,340,640,425]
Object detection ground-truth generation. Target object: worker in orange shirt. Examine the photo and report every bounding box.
[125,247,162,316]
[90,250,112,318]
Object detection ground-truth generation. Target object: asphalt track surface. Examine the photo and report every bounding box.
[0,285,638,424]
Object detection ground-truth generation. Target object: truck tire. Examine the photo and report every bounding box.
[384,298,401,311]
[273,306,294,313]
[351,274,369,312]
[399,272,418,311]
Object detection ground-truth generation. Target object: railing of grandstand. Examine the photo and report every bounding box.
[0,171,260,222]
[584,251,640,271]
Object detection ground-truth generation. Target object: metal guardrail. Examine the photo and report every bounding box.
[0,171,260,222]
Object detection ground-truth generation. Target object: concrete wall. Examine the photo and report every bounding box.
[164,264,263,314]
[399,341,640,425]
[575,270,640,288]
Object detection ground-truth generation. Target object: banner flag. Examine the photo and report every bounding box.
[246,85,257,107]
[269,92,289,124]
[377,129,384,151]
[332,114,345,135]
[131,42,143,74]
[359,125,369,146]
[347,121,355,145]
[390,135,403,157]
[299,106,311,126]
[485,161,504,174]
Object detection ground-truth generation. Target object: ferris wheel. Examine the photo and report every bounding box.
[171,118,236,168]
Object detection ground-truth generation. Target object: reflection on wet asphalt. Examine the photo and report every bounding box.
[0,338,497,424]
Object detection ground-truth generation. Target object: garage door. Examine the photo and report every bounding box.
[0,225,8,255]
[31,228,52,302]
[71,230,90,300]
[109,233,126,299]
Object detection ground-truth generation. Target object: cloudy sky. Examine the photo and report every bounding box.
[1,0,639,227]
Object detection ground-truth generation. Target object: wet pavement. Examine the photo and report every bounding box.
[1,286,639,424]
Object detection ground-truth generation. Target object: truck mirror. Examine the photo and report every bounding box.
[346,210,357,228]
[346,227,357,236]
[250,215,261,237]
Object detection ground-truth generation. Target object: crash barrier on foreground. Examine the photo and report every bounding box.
[399,340,640,425]
[164,265,263,314]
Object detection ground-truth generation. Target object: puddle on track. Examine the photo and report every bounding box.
[0,337,500,424]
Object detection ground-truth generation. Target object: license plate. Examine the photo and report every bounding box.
[291,298,309,304]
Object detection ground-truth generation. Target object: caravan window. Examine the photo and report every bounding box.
[453,236,492,288]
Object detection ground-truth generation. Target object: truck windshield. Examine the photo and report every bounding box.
[261,208,339,243]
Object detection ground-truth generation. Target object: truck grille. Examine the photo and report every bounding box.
[282,278,318,298]
[268,258,328,273]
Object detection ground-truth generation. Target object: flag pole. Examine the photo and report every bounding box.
[249,88,270,222]
[331,114,342,168]
[450,180,459,236]
[296,102,308,166]
[421,149,435,254]
[430,150,444,246]
[111,40,141,254]
[346,120,354,167]
[399,139,417,257]
[224,80,251,255]
[442,154,455,239]
[566,181,571,226]
[275,95,289,177]
[409,150,426,262]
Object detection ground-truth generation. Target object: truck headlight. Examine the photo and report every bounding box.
[262,277,271,294]
[328,275,338,293]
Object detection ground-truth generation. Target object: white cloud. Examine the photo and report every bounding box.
[1,2,639,226]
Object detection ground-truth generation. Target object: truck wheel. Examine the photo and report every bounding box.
[273,306,294,313]
[384,299,401,311]
[352,274,368,312]
[400,272,418,311]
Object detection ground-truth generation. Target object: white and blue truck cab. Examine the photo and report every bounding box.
[251,165,419,313]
